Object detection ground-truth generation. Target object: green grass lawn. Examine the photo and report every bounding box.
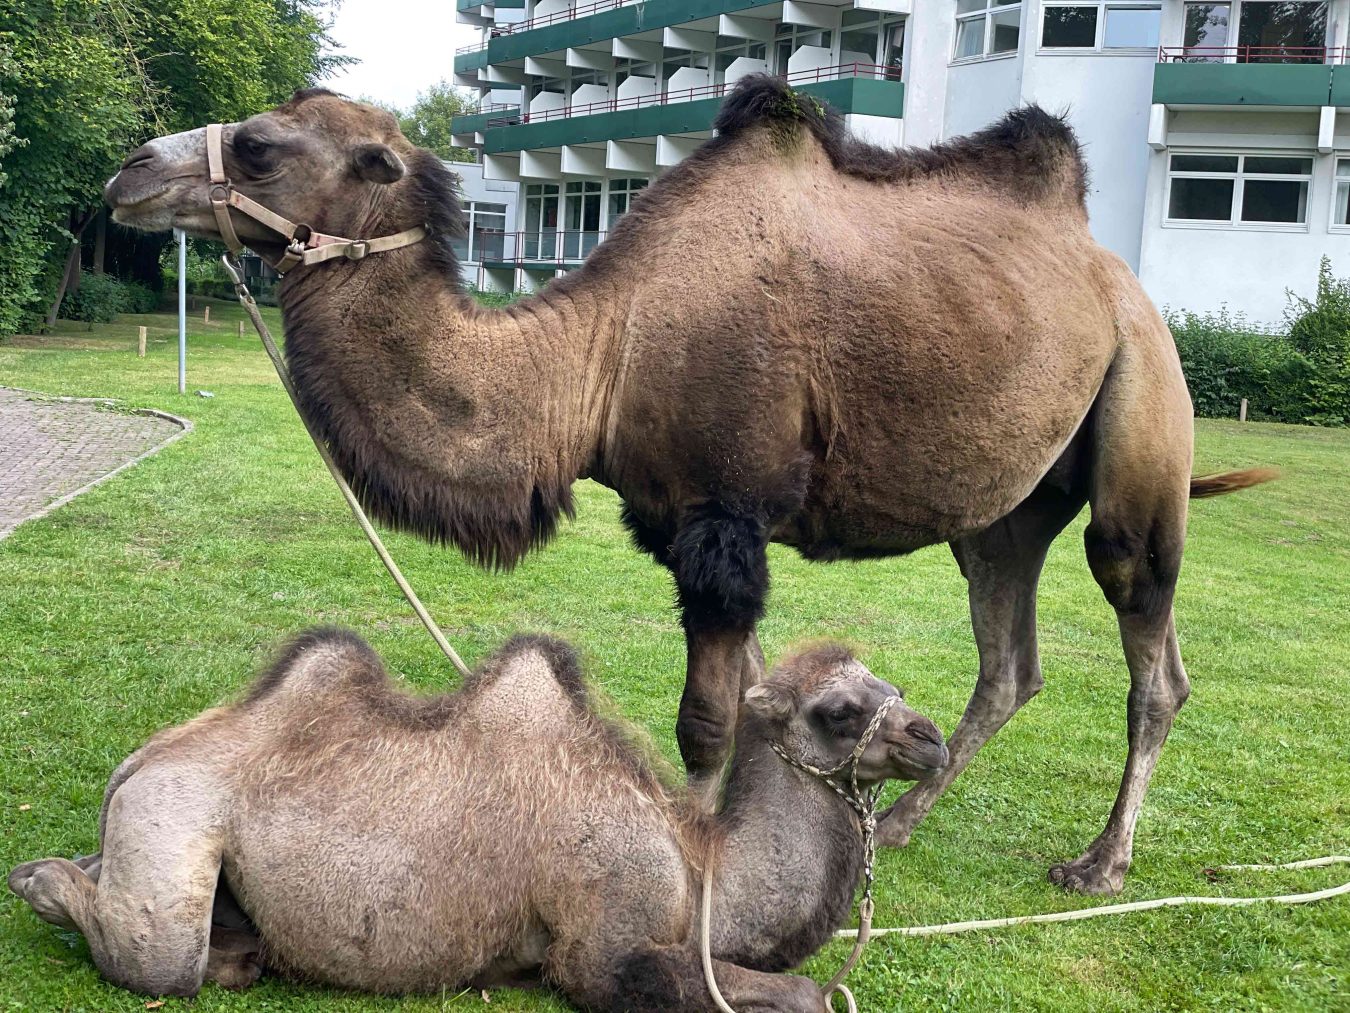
[1,302,1346,1012]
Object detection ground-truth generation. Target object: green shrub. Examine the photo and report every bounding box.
[468,286,520,309]
[1283,257,1350,426]
[59,272,124,327]
[1167,260,1350,427]
[1165,308,1298,421]
[120,280,160,314]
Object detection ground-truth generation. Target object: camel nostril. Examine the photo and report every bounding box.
[906,718,944,747]
[120,146,157,172]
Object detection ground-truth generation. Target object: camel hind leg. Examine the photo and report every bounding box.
[1049,321,1195,895]
[877,461,1088,847]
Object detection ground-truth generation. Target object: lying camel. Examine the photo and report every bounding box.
[9,631,947,1009]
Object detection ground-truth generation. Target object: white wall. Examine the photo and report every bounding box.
[1021,50,1157,269]
[943,54,1023,138]
[1138,107,1348,326]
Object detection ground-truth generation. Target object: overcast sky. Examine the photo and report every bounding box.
[319,0,479,110]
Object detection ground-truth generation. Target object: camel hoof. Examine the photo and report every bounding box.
[1047,854,1127,896]
[873,807,915,849]
[7,859,81,929]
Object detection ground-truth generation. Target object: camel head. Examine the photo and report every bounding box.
[744,646,948,784]
[104,90,437,257]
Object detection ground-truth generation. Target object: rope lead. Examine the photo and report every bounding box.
[224,255,471,679]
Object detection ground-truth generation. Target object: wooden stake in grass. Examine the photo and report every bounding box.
[1239,398,1248,423]
[137,326,147,358]
[204,305,210,325]
[238,320,244,339]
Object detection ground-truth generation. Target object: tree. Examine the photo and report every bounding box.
[0,0,350,336]
[396,80,475,162]
[0,1,140,335]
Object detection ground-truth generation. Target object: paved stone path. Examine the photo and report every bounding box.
[0,387,188,538]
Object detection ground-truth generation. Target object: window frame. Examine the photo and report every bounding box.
[1163,149,1315,232]
[1329,156,1350,232]
[952,0,1022,64]
[1179,0,1330,63]
[1039,2,1162,54]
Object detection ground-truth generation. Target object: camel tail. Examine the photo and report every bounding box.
[1189,468,1280,499]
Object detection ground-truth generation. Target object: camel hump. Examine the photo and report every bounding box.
[468,633,589,708]
[713,73,837,145]
[244,627,388,706]
[714,78,1086,210]
[959,104,1088,208]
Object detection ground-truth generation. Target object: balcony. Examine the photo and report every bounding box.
[477,64,904,154]
[1154,47,1337,107]
[476,229,611,269]
[451,104,523,137]
[485,0,783,65]
[454,45,492,76]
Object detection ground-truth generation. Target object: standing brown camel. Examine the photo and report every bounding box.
[9,631,947,1008]
[104,76,1271,895]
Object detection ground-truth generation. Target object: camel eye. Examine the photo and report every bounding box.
[235,136,270,162]
[821,703,861,726]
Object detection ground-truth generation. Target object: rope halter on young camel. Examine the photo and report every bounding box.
[205,121,1350,1013]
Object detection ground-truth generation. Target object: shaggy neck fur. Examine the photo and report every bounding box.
[706,717,865,971]
[274,151,626,570]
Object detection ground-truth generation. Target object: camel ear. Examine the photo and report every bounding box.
[352,143,406,184]
[745,683,797,723]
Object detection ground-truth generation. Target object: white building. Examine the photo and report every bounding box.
[452,0,1350,323]
[445,157,522,292]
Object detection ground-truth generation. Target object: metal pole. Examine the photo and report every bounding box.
[175,228,187,394]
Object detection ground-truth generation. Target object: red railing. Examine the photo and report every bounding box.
[456,41,489,56]
[473,229,610,265]
[488,63,901,127]
[496,0,635,37]
[1158,45,1345,64]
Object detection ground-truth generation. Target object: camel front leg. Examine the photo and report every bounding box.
[678,626,764,804]
[562,943,821,1013]
[10,765,227,996]
[671,504,770,803]
[878,484,1083,847]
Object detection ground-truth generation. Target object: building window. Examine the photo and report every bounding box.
[470,202,507,263]
[449,201,508,265]
[713,36,768,84]
[773,23,834,76]
[607,178,648,225]
[1165,152,1312,228]
[953,0,1021,61]
[1181,2,1230,60]
[1041,3,1160,51]
[563,181,602,259]
[838,10,906,78]
[1180,0,1327,62]
[523,183,560,259]
[1331,158,1350,229]
[1236,1,1327,61]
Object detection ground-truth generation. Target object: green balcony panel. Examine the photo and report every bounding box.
[457,0,484,10]
[489,0,768,63]
[451,108,522,135]
[1152,62,1332,107]
[483,79,904,154]
[454,48,491,75]
[1329,66,1350,107]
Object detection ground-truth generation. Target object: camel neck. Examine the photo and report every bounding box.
[273,232,622,570]
[708,724,865,971]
